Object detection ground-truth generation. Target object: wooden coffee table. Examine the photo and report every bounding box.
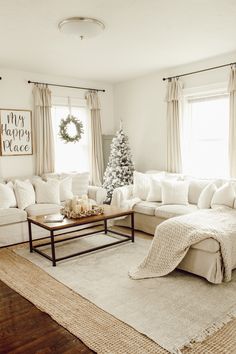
[27,205,134,266]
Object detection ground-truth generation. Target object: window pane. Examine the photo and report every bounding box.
[52,105,89,173]
[182,94,229,178]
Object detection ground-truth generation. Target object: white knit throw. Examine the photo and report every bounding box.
[129,208,236,282]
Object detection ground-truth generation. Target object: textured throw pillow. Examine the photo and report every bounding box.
[61,172,89,197]
[146,177,162,202]
[211,182,235,209]
[161,180,189,205]
[198,183,217,209]
[14,180,35,210]
[0,182,17,208]
[35,179,60,205]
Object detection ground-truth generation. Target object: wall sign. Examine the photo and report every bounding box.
[0,109,33,156]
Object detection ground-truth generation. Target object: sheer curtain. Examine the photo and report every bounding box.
[166,78,183,173]
[33,85,55,175]
[86,91,104,186]
[228,65,236,178]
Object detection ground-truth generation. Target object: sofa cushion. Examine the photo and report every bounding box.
[25,203,62,217]
[134,201,161,216]
[0,208,27,226]
[155,204,198,219]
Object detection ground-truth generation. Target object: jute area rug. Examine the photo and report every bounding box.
[0,233,235,354]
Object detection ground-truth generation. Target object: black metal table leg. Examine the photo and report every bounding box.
[131,213,135,242]
[28,221,33,252]
[104,219,107,234]
[50,230,56,266]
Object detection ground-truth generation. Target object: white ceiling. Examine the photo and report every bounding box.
[1,0,236,83]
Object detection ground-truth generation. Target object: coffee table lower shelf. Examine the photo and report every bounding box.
[28,209,134,266]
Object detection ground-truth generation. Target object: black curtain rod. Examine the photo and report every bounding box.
[162,61,236,81]
[28,80,105,92]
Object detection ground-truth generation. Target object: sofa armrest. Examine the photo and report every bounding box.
[111,185,134,208]
[88,186,107,205]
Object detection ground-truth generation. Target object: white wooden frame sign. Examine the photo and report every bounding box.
[0,109,33,156]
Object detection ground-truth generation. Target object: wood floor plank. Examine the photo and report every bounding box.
[0,280,94,354]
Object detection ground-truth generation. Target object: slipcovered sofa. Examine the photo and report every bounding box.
[111,171,236,283]
[0,172,106,247]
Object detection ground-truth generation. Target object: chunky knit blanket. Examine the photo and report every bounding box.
[129,208,236,282]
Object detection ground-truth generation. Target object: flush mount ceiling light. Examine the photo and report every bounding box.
[58,17,105,40]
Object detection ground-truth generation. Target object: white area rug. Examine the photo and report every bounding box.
[15,233,236,354]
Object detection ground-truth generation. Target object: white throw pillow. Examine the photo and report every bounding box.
[59,177,73,201]
[61,172,89,197]
[146,177,162,202]
[14,179,35,210]
[0,182,17,208]
[161,180,189,205]
[198,183,217,209]
[211,182,235,209]
[133,171,164,201]
[35,179,60,205]
[133,171,150,200]
[187,179,211,204]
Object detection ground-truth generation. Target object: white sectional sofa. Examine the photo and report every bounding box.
[0,172,106,247]
[111,171,236,283]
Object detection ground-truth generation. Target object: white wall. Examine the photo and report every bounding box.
[0,68,114,178]
[114,51,236,172]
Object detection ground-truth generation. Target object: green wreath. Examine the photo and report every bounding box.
[59,115,84,143]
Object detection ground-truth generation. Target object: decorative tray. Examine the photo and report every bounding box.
[61,205,104,219]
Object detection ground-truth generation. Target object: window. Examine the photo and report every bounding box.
[182,89,229,178]
[52,99,89,173]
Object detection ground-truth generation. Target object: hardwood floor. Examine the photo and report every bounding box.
[0,280,94,354]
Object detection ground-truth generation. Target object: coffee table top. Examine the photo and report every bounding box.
[28,205,133,231]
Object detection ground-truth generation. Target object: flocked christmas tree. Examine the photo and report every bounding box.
[103,124,134,203]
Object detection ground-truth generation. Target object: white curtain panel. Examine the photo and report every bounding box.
[228,65,236,178]
[86,91,104,186]
[166,78,183,173]
[33,85,55,176]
